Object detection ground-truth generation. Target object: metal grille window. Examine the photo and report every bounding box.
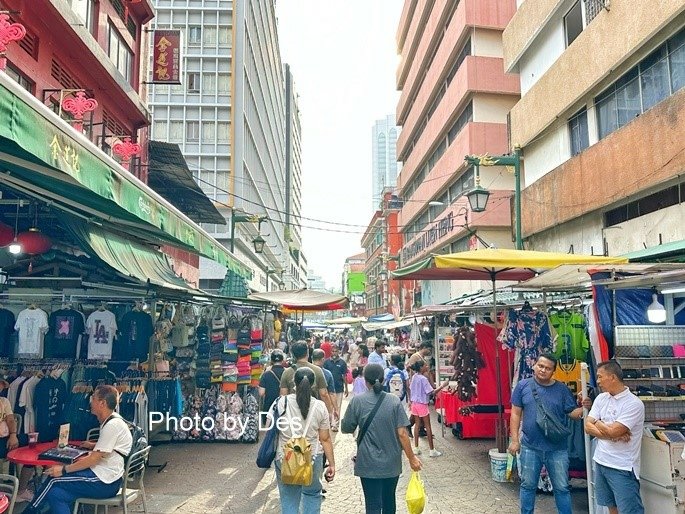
[585,0,606,24]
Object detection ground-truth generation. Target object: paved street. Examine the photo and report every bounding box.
[114,403,589,513]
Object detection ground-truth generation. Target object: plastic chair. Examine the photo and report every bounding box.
[85,427,100,442]
[72,445,150,514]
[0,473,18,514]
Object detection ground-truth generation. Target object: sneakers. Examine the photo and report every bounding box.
[413,446,422,455]
[429,449,443,458]
[16,490,33,503]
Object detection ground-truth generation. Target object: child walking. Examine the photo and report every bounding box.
[410,360,448,457]
[351,367,367,396]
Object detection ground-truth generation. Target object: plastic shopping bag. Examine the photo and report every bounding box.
[505,452,517,481]
[406,471,426,514]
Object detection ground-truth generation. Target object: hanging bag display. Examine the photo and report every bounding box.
[530,381,571,443]
[280,407,316,486]
[211,305,227,331]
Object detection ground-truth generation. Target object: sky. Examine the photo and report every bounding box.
[276,0,403,290]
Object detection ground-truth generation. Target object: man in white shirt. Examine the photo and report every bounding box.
[368,340,388,370]
[25,385,133,514]
[585,360,645,514]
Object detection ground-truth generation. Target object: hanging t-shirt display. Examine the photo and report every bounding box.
[15,307,49,358]
[87,309,118,360]
[549,310,589,362]
[46,308,85,358]
[498,308,555,386]
[118,310,154,361]
[33,375,67,441]
[0,308,15,357]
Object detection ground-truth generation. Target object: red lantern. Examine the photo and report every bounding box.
[0,222,14,247]
[16,228,52,255]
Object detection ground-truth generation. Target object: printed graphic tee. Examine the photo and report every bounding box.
[0,308,15,357]
[118,310,154,361]
[15,308,49,357]
[47,308,85,358]
[87,310,118,360]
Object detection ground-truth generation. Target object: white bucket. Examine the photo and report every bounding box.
[488,448,508,483]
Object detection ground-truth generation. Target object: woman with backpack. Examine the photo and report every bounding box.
[275,367,335,514]
[341,364,422,514]
[384,354,410,414]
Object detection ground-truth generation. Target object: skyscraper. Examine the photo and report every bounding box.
[371,115,400,211]
[150,0,299,292]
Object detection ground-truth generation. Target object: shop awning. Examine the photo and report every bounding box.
[248,289,349,311]
[63,216,192,291]
[147,141,226,225]
[0,75,251,279]
[623,240,685,262]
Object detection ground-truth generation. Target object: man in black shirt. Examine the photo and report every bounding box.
[258,350,286,423]
[323,345,348,431]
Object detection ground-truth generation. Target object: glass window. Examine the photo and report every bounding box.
[669,29,685,92]
[201,122,215,143]
[569,108,589,156]
[107,23,132,82]
[203,27,217,45]
[640,45,670,110]
[217,122,230,142]
[202,74,216,93]
[187,72,200,92]
[169,121,183,142]
[70,0,95,34]
[218,27,231,46]
[596,90,617,140]
[5,64,34,93]
[615,69,641,125]
[188,26,201,45]
[186,121,200,141]
[153,120,167,140]
[564,1,583,47]
[218,73,230,93]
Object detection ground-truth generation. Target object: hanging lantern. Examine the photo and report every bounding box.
[0,222,14,247]
[16,228,52,255]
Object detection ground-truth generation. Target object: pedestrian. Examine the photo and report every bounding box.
[508,353,590,514]
[311,349,336,397]
[320,336,333,359]
[258,350,287,422]
[23,385,132,514]
[323,345,349,431]
[406,342,433,370]
[368,340,388,370]
[384,354,410,411]
[585,360,645,514]
[280,341,338,422]
[341,364,422,514]
[347,337,361,367]
[357,344,370,368]
[275,367,335,514]
[409,360,448,457]
[351,367,367,396]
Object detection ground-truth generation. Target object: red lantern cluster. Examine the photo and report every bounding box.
[16,228,52,255]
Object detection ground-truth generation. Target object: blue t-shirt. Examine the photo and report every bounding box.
[511,378,576,451]
[322,367,336,394]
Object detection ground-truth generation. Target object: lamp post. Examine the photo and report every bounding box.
[230,211,267,254]
[464,146,523,250]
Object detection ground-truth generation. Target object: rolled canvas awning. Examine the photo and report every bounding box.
[0,75,251,279]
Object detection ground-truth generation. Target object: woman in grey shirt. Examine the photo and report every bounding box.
[341,364,422,514]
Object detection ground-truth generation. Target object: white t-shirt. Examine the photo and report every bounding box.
[589,387,645,478]
[368,351,388,369]
[18,376,40,434]
[92,414,133,484]
[15,308,48,357]
[276,394,329,459]
[87,310,117,360]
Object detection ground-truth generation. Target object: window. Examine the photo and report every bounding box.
[568,108,589,156]
[70,0,95,34]
[188,26,201,45]
[202,122,215,143]
[585,0,605,24]
[605,184,682,227]
[153,120,167,139]
[6,64,34,94]
[169,121,183,142]
[108,23,132,82]
[218,73,230,93]
[202,74,216,93]
[187,72,200,92]
[640,46,670,111]
[203,27,217,45]
[219,27,231,46]
[670,30,685,92]
[447,101,473,144]
[564,1,583,47]
[217,122,230,142]
[186,121,200,141]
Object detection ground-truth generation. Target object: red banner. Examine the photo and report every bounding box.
[152,30,181,84]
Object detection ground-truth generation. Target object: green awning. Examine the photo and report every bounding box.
[0,76,251,279]
[63,216,191,291]
[624,240,685,262]
[389,256,433,278]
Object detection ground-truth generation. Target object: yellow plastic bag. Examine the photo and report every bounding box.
[406,471,426,514]
[280,436,313,486]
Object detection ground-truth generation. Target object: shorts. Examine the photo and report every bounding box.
[594,462,644,514]
[410,402,430,417]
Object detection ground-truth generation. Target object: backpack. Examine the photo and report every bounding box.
[103,415,148,464]
[384,368,407,401]
[280,407,316,486]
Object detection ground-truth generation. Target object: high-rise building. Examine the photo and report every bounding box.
[395,0,520,305]
[371,115,400,210]
[504,1,685,260]
[150,0,296,292]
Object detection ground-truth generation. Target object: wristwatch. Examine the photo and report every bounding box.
[62,465,68,475]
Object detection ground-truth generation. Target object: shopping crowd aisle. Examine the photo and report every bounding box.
[120,406,589,513]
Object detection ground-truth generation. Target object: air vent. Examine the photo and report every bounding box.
[111,0,125,20]
[127,17,136,39]
[50,58,82,90]
[9,18,38,60]
[102,110,129,137]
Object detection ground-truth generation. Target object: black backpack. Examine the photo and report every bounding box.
[103,415,148,463]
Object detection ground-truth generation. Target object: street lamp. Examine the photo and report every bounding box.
[230,210,268,253]
[252,234,266,254]
[464,146,523,250]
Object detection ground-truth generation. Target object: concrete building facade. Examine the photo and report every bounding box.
[150,0,299,292]
[371,115,400,211]
[503,0,685,259]
[395,0,520,304]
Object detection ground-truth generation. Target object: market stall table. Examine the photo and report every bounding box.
[8,441,85,467]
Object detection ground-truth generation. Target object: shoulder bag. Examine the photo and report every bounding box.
[530,381,571,443]
[357,392,387,446]
[256,397,287,469]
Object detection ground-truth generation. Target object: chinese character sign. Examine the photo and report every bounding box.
[152,30,182,84]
